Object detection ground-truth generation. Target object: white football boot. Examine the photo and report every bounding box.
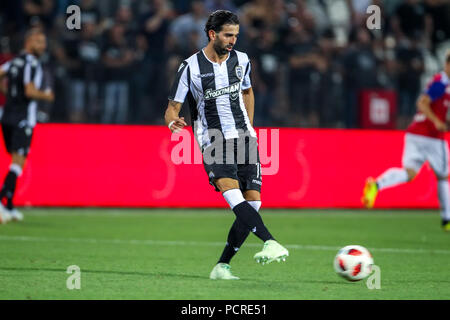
[209,263,240,280]
[0,203,11,224]
[254,240,289,265]
[8,208,24,222]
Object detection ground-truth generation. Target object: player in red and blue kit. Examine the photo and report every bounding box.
[362,50,450,231]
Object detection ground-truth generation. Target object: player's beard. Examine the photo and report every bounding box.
[213,39,231,57]
[31,47,43,57]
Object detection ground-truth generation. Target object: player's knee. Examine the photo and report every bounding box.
[11,154,26,169]
[243,190,260,202]
[214,178,239,193]
[405,169,417,182]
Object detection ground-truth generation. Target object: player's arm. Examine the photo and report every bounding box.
[242,59,254,126]
[164,100,187,133]
[0,62,9,95]
[242,87,254,126]
[24,64,54,103]
[0,81,6,95]
[24,82,54,102]
[417,93,447,131]
[165,61,190,133]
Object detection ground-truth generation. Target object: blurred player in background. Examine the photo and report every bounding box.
[0,28,54,224]
[362,50,450,231]
[164,10,288,279]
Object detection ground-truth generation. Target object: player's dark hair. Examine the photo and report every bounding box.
[24,27,44,42]
[25,28,44,39]
[204,10,239,42]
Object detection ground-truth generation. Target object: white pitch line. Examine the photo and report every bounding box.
[0,235,449,255]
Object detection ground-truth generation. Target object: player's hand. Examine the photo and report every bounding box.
[434,119,447,132]
[45,90,54,103]
[169,117,187,133]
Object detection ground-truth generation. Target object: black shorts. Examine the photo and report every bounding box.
[1,123,34,156]
[203,135,262,193]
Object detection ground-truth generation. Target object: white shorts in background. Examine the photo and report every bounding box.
[402,133,449,178]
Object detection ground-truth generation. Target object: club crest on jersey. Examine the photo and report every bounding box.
[235,66,243,80]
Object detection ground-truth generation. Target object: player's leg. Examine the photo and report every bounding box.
[235,138,288,265]
[376,167,416,190]
[241,190,288,265]
[436,175,450,231]
[427,138,450,230]
[362,133,423,208]
[209,178,246,280]
[0,153,25,221]
[216,189,259,267]
[216,178,274,243]
[0,125,31,221]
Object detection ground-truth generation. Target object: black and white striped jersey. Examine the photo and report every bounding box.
[168,49,256,151]
[0,53,43,128]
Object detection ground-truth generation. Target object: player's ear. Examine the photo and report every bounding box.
[208,29,216,41]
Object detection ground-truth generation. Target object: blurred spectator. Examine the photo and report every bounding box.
[138,0,174,123]
[102,23,135,123]
[1,0,449,128]
[286,18,325,127]
[23,0,57,30]
[395,34,425,129]
[168,0,208,56]
[425,0,450,52]
[341,27,380,128]
[139,0,173,59]
[391,0,432,47]
[249,28,280,126]
[54,21,103,122]
[204,0,238,13]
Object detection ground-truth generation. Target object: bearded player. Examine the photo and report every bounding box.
[362,50,450,231]
[0,28,54,223]
[164,10,288,279]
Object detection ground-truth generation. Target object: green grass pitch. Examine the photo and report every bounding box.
[0,208,449,300]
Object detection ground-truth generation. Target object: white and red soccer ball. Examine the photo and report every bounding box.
[333,245,374,281]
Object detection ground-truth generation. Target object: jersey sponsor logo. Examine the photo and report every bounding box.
[235,66,243,80]
[252,179,262,185]
[204,82,241,101]
[199,72,215,78]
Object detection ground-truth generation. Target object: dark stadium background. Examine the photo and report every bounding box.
[1,0,449,128]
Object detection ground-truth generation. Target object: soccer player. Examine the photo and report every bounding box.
[362,50,450,231]
[0,28,54,224]
[164,10,289,279]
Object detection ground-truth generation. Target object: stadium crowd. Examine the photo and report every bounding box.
[0,0,449,128]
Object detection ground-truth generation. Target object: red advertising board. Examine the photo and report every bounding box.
[0,124,442,208]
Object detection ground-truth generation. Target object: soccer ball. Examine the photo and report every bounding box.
[333,245,374,281]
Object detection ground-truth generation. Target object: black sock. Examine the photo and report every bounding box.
[1,170,18,210]
[232,201,274,242]
[218,218,250,264]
